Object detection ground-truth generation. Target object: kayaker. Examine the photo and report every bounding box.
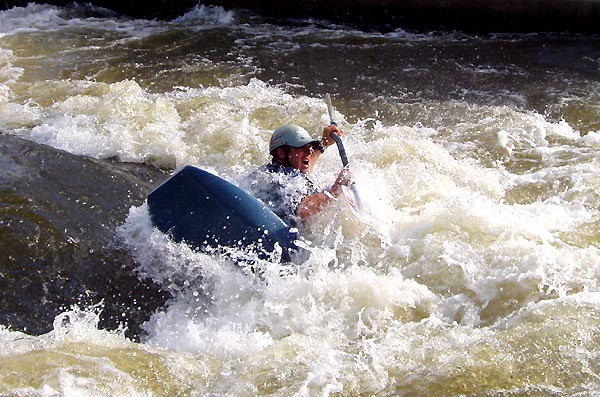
[245,124,351,226]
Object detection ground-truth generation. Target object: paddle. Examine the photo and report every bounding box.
[324,94,367,220]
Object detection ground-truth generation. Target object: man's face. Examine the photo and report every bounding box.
[288,144,315,173]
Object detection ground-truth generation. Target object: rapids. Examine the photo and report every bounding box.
[0,3,599,396]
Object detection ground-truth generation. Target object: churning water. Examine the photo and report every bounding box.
[1,3,599,396]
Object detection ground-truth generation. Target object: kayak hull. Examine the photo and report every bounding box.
[147,165,298,260]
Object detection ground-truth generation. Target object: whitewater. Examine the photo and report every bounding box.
[0,3,599,396]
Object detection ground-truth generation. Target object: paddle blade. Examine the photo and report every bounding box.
[341,183,369,220]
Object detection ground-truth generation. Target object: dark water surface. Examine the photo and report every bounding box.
[0,134,170,337]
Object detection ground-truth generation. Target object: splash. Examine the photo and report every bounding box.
[2,4,600,394]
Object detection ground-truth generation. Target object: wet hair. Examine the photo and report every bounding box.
[271,145,292,167]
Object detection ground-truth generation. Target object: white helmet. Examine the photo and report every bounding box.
[269,124,320,153]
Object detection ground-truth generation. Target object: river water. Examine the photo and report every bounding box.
[1,3,599,396]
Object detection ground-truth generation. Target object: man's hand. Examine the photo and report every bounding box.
[329,168,352,197]
[321,125,344,148]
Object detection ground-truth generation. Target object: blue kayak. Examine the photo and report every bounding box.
[147,166,298,261]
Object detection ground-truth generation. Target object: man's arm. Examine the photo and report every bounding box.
[296,168,351,221]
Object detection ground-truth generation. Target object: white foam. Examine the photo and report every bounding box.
[1,7,599,392]
[0,3,160,38]
[172,3,235,25]
[582,130,600,148]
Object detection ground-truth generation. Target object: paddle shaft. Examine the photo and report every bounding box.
[324,93,367,220]
[324,94,350,168]
[330,132,349,167]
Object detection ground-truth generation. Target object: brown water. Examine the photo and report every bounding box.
[0,3,599,396]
